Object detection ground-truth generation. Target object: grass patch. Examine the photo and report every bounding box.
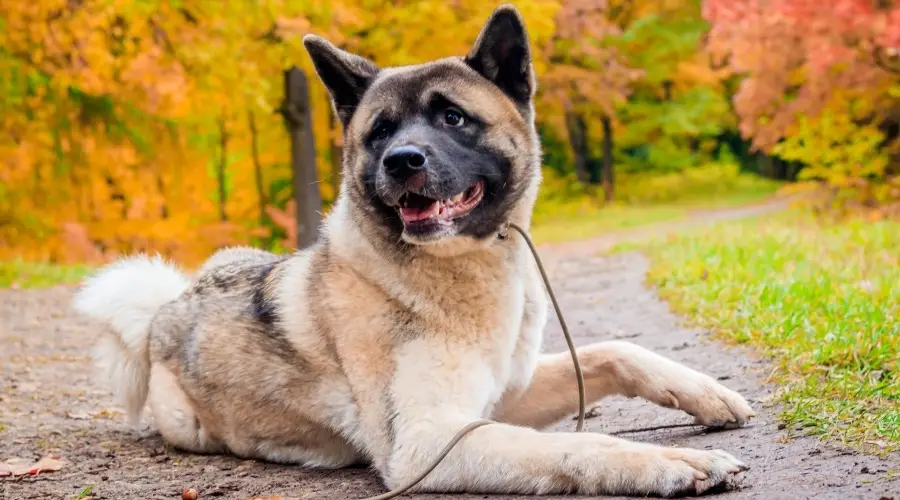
[532,164,781,244]
[635,211,899,451]
[72,485,94,500]
[531,185,778,245]
[0,260,94,289]
[532,204,688,244]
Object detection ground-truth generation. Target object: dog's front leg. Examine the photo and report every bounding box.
[494,341,755,429]
[383,338,747,497]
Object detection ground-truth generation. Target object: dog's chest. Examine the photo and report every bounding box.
[475,269,546,415]
[495,268,547,405]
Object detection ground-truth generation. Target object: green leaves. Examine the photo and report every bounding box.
[616,14,709,86]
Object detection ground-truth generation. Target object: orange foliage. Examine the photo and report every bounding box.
[0,0,566,265]
[2,0,775,265]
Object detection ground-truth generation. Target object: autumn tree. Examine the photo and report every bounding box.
[539,0,640,201]
[0,1,331,262]
[704,0,900,204]
[614,1,736,176]
[0,0,562,263]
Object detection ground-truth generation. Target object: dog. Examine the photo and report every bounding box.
[73,4,754,497]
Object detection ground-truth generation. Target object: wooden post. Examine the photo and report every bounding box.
[280,66,322,250]
[601,115,614,202]
[216,116,229,221]
[247,110,267,227]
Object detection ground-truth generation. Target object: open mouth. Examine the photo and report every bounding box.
[395,180,485,226]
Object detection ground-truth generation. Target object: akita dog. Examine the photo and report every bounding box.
[74,4,754,497]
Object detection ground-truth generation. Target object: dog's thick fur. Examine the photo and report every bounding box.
[73,5,755,497]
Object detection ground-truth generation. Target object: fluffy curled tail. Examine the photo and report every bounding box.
[72,255,190,426]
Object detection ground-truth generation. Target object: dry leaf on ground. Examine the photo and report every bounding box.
[0,455,65,477]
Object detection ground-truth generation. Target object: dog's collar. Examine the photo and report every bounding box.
[497,222,511,240]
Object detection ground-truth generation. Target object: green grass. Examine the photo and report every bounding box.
[632,211,899,452]
[531,183,778,244]
[0,260,94,289]
[72,485,94,500]
[532,204,688,244]
[532,165,781,244]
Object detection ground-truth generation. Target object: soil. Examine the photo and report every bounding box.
[2,199,897,500]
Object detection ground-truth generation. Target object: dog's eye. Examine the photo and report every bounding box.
[372,123,392,142]
[443,108,465,127]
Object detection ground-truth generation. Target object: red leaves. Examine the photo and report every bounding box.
[703,0,900,151]
[0,455,66,478]
[882,9,900,49]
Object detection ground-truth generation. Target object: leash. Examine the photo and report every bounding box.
[505,222,587,432]
[359,222,587,500]
[359,223,707,499]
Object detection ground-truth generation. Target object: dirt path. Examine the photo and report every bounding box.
[2,199,897,500]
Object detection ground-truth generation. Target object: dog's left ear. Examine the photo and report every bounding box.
[465,4,536,106]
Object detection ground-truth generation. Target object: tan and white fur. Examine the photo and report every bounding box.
[73,5,755,497]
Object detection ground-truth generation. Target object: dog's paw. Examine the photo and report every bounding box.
[656,374,756,429]
[648,447,748,497]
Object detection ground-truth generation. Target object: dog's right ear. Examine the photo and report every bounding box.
[303,35,379,126]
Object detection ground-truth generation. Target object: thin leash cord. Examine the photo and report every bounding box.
[507,222,587,432]
[359,223,587,500]
[360,419,494,500]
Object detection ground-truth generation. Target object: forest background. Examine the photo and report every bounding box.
[1,0,899,266]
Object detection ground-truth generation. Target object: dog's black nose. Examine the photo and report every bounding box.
[383,145,427,180]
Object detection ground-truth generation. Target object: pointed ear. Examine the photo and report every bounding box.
[465,4,536,106]
[303,35,379,126]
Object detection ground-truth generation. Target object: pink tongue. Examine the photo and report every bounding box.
[399,201,439,222]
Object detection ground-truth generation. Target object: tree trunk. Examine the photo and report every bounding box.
[328,110,343,202]
[688,136,699,153]
[756,152,774,179]
[565,110,591,184]
[248,110,267,227]
[157,174,168,219]
[601,115,615,202]
[281,66,322,250]
[662,80,673,101]
[216,116,229,222]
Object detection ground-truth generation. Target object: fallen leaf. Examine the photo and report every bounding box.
[94,409,124,419]
[0,458,29,477]
[66,411,92,420]
[0,455,65,477]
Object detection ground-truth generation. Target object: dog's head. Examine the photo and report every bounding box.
[304,5,541,253]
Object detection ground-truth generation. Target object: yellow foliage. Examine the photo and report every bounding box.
[773,95,898,212]
[0,1,563,265]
